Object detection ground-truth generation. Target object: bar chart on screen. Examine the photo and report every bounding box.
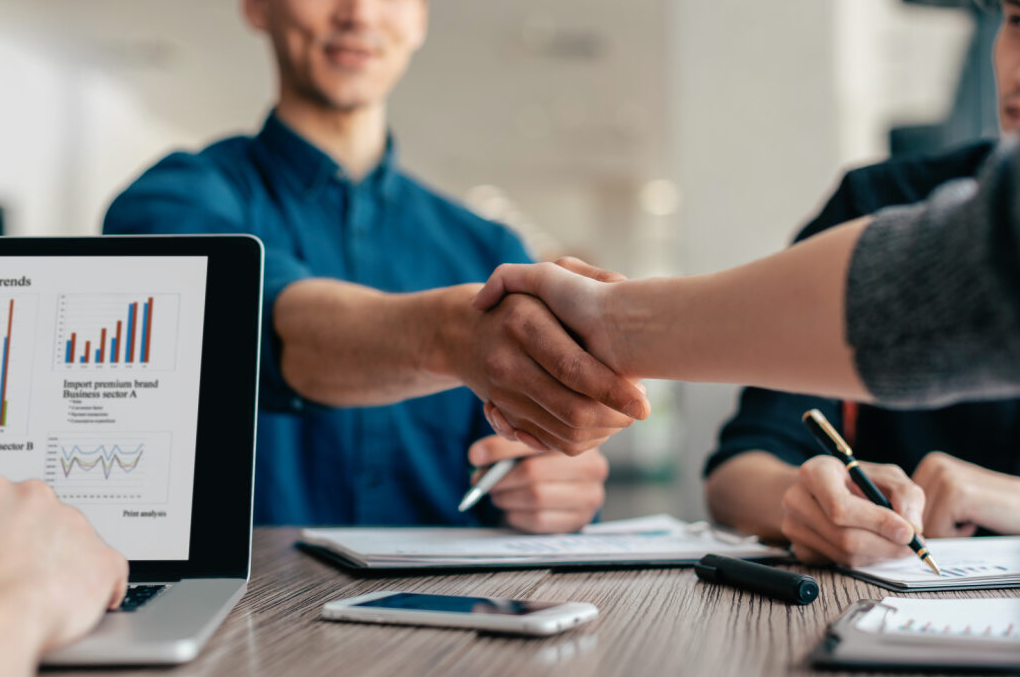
[53,293,180,371]
[0,295,38,435]
[44,432,172,503]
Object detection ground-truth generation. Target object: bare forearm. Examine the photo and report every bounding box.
[274,279,475,406]
[608,218,870,400]
[0,590,47,677]
[705,452,799,541]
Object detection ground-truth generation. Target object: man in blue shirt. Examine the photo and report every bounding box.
[104,0,646,529]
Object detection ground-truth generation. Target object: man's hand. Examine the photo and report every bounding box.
[474,260,624,374]
[0,478,128,675]
[464,257,646,455]
[450,280,648,456]
[467,434,608,534]
[912,451,1020,537]
[780,456,924,567]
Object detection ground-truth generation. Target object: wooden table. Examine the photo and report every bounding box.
[46,528,1020,677]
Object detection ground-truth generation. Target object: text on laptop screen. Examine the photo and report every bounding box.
[0,257,207,560]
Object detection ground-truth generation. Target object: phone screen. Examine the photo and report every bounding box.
[355,593,558,616]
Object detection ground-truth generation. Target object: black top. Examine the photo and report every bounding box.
[705,139,1020,480]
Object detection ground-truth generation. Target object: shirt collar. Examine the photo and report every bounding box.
[256,111,401,201]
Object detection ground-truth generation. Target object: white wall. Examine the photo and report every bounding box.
[666,0,972,520]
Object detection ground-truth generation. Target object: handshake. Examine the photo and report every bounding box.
[465,257,650,456]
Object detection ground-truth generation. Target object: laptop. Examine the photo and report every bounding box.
[0,235,263,665]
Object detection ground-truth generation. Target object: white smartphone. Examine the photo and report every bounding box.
[322,591,598,636]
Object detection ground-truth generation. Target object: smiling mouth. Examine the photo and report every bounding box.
[324,42,377,69]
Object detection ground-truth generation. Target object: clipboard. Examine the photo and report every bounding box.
[811,599,1020,672]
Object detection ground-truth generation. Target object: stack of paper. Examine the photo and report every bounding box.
[844,536,1020,591]
[299,514,788,569]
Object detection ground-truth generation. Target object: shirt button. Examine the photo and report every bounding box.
[290,397,304,411]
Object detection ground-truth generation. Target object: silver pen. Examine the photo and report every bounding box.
[457,458,518,512]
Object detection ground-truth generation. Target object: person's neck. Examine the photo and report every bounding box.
[275,93,388,182]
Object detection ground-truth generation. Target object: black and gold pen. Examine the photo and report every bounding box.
[801,408,941,576]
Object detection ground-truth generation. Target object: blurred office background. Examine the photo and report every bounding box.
[0,0,996,520]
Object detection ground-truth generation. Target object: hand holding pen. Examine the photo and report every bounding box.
[459,433,608,534]
[801,409,940,574]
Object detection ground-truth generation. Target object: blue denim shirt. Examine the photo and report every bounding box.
[104,113,532,525]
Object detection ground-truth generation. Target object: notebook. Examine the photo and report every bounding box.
[812,596,1020,670]
[842,536,1020,591]
[298,514,789,570]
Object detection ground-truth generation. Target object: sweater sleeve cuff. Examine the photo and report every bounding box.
[845,137,1020,407]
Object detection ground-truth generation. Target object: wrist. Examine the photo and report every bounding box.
[604,278,667,378]
[420,284,482,381]
[0,583,51,676]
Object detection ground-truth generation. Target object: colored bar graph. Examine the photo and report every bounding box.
[127,302,137,363]
[60,296,161,368]
[0,299,11,427]
[142,297,153,363]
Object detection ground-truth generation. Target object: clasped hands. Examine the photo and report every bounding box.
[461,257,638,457]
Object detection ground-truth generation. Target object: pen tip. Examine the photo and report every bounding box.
[457,490,479,513]
[924,556,941,576]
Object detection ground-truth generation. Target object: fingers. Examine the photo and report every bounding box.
[474,295,646,453]
[553,256,627,283]
[521,330,649,421]
[491,450,610,490]
[106,553,130,610]
[489,388,627,454]
[779,456,922,567]
[858,461,926,533]
[473,262,559,311]
[483,402,516,442]
[911,451,978,538]
[489,449,608,534]
[467,434,538,467]
[781,482,916,566]
[806,459,917,542]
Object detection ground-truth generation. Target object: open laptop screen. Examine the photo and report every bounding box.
[0,256,207,561]
[0,236,261,580]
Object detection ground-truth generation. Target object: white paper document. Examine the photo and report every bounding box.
[300,514,788,569]
[855,597,1020,648]
[845,536,1020,591]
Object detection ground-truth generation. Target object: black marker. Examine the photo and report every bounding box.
[695,554,819,605]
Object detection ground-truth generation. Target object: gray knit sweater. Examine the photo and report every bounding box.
[846,136,1020,407]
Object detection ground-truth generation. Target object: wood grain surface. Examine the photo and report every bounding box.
[43,528,1020,677]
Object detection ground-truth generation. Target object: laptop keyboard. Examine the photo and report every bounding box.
[116,584,168,612]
